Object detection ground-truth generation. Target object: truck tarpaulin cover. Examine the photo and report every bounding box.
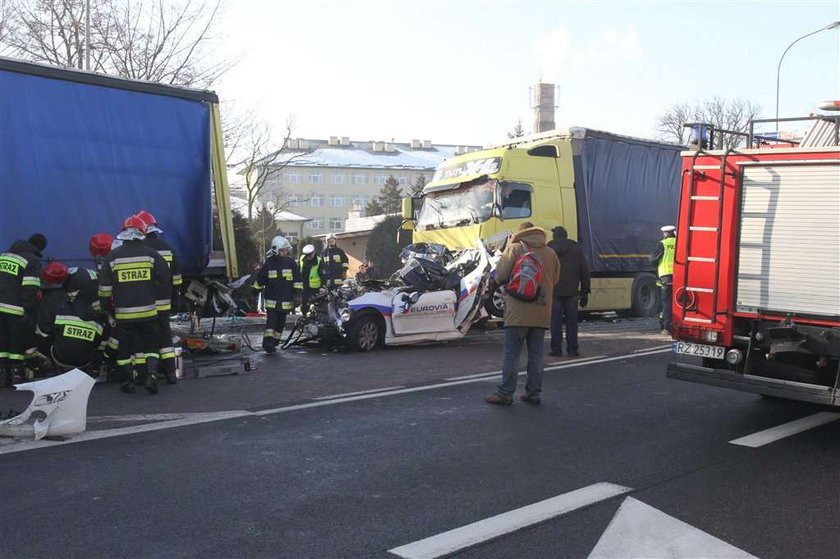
[575,131,683,272]
[0,68,212,275]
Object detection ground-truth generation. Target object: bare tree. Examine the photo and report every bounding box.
[656,97,762,149]
[233,116,308,223]
[2,0,233,87]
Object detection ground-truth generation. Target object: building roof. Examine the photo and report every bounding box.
[266,140,481,171]
[228,195,309,222]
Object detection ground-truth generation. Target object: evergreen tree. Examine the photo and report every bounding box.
[409,174,427,196]
[507,118,525,139]
[366,215,410,277]
[378,175,403,214]
[365,197,385,216]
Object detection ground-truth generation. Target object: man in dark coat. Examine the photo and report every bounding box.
[547,226,591,357]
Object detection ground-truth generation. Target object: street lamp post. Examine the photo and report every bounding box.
[775,21,840,131]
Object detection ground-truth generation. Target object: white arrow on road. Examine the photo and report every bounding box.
[589,497,758,559]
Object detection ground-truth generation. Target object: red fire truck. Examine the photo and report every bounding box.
[666,109,840,406]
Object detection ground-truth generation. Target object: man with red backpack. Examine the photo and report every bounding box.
[485,223,560,406]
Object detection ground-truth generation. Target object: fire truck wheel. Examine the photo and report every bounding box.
[347,314,384,352]
[629,274,660,317]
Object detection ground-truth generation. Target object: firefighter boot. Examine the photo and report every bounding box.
[163,358,178,385]
[144,357,159,395]
[119,365,136,394]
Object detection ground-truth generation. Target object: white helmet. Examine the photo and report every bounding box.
[302,244,315,255]
[268,235,292,256]
[326,233,337,242]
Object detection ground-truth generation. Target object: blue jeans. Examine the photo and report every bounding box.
[497,326,546,397]
[550,296,579,354]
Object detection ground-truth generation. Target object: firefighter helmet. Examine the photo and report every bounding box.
[89,233,114,257]
[42,261,69,285]
[121,215,148,235]
[135,210,163,234]
[270,236,292,254]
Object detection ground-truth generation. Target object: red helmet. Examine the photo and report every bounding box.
[135,210,157,227]
[89,232,114,257]
[122,215,147,235]
[42,261,69,285]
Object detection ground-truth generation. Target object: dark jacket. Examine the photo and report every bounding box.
[143,232,183,312]
[253,255,302,312]
[0,241,43,316]
[547,238,591,298]
[51,297,103,367]
[322,246,349,283]
[98,240,170,322]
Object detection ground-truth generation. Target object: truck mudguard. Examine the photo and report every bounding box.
[575,131,683,273]
[0,59,213,275]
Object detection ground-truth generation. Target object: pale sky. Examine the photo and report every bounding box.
[216,0,840,147]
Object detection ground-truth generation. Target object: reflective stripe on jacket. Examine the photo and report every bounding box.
[657,237,676,278]
[299,255,322,289]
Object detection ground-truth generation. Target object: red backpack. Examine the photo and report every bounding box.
[504,242,543,302]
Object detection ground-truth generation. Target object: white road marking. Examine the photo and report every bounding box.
[729,412,840,448]
[389,482,632,559]
[313,386,406,400]
[589,497,758,558]
[87,413,198,423]
[0,411,252,456]
[0,347,670,455]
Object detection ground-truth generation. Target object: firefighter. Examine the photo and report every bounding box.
[298,244,323,314]
[37,265,103,374]
[322,233,348,287]
[88,233,117,376]
[34,261,70,375]
[253,236,302,353]
[650,225,676,334]
[136,210,182,384]
[99,216,170,394]
[0,234,46,385]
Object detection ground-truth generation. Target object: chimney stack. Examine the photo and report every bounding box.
[532,82,557,133]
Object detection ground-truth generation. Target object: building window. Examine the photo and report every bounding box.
[329,218,343,231]
[375,175,388,186]
[333,173,345,185]
[310,195,324,208]
[285,232,299,242]
[352,174,368,185]
[286,172,301,185]
[397,176,409,186]
[266,172,282,186]
[306,218,323,230]
[309,172,323,184]
[287,197,300,207]
[330,195,346,208]
[351,195,369,210]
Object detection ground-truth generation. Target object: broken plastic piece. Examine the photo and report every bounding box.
[0,369,95,440]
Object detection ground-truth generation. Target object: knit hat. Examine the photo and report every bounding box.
[28,233,47,252]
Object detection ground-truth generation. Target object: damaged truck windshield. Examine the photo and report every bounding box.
[417,179,533,230]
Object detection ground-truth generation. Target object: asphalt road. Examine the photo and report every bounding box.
[1,319,838,558]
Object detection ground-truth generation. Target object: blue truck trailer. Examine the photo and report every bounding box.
[0,56,237,279]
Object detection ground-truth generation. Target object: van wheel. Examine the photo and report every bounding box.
[630,274,660,317]
[347,315,383,352]
[484,286,505,318]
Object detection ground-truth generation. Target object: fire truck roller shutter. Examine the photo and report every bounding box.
[736,163,840,319]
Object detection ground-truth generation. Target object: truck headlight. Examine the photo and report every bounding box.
[339,310,352,322]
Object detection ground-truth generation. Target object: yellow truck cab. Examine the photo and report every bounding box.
[404,127,683,316]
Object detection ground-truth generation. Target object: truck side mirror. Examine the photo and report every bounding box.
[400,198,415,231]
